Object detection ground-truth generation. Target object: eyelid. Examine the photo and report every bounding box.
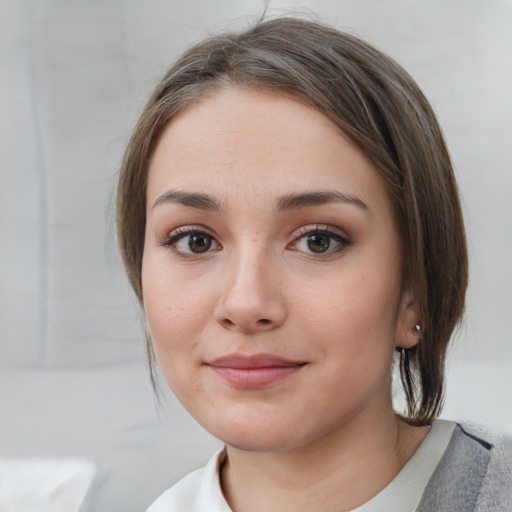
[291,224,350,241]
[158,223,351,258]
[160,224,215,242]
[159,225,221,257]
[288,224,352,255]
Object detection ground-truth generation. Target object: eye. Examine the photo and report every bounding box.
[303,233,332,253]
[177,233,216,253]
[162,227,220,256]
[291,226,351,256]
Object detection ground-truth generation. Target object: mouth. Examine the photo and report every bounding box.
[205,353,306,388]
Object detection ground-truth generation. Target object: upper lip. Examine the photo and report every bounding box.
[207,353,304,368]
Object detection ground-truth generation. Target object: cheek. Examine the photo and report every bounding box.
[302,268,400,333]
[142,268,211,404]
[293,255,403,374]
[141,255,211,365]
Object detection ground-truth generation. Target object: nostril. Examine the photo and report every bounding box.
[257,318,271,325]
[222,318,236,328]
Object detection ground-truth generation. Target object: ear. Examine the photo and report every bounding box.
[396,288,421,350]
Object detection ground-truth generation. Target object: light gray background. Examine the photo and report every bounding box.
[1,0,511,510]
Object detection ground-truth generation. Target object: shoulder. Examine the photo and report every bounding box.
[146,448,230,512]
[458,422,512,479]
[416,420,512,511]
[460,423,512,512]
[438,422,512,511]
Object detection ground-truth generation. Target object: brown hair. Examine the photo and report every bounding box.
[117,17,468,425]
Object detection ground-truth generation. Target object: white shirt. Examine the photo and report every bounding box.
[147,420,456,512]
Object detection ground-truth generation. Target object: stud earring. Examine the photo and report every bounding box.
[414,324,422,333]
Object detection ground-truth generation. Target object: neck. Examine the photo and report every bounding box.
[221,410,429,512]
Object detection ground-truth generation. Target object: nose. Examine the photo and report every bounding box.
[213,248,287,334]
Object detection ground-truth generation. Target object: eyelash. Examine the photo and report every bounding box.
[160,226,220,259]
[289,225,352,257]
[160,224,352,259]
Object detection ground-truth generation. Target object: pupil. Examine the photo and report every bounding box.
[307,234,330,253]
[189,234,211,253]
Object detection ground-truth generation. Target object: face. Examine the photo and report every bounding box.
[142,87,417,452]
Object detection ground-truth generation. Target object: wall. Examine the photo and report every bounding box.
[1,0,511,510]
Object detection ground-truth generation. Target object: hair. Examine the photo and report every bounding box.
[116,16,468,426]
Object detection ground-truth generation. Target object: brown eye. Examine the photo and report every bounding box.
[306,234,331,253]
[188,234,212,253]
[291,226,351,257]
[163,229,220,256]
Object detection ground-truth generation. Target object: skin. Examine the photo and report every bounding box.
[142,87,428,511]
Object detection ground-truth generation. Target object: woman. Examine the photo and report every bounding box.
[116,17,511,512]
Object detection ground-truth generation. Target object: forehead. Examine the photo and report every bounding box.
[146,87,389,211]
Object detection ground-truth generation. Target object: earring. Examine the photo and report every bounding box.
[414,324,421,334]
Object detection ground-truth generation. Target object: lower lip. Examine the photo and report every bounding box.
[209,366,302,388]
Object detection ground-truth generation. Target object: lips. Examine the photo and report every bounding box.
[206,353,305,388]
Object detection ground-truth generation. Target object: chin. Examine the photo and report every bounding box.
[203,414,314,453]
[220,431,302,453]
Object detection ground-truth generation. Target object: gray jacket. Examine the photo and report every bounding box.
[417,423,512,511]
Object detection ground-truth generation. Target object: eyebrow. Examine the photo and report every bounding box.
[152,189,369,213]
[152,190,222,211]
[276,191,369,213]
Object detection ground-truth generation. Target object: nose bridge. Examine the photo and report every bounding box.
[225,240,273,309]
[215,237,285,332]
